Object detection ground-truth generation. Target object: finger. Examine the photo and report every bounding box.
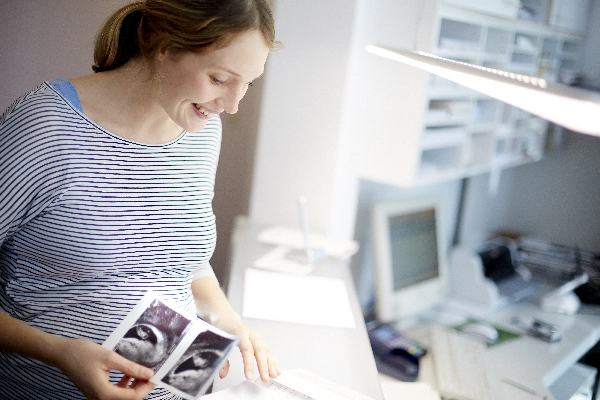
[238,337,256,381]
[252,340,271,382]
[267,351,281,378]
[219,360,230,379]
[130,378,157,393]
[107,352,154,381]
[104,380,156,400]
[117,375,132,388]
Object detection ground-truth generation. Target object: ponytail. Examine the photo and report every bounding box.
[92,2,145,73]
[92,0,277,74]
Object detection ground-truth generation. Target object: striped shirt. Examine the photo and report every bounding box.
[0,82,221,399]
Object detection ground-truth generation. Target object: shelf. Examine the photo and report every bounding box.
[422,6,577,184]
[355,0,587,188]
[421,127,467,149]
[438,18,483,51]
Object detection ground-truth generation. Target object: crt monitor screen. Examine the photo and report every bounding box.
[388,209,439,291]
[372,196,447,323]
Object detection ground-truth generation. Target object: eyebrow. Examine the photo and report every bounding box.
[215,66,264,80]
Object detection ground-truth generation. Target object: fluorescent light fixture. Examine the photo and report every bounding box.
[366,45,600,137]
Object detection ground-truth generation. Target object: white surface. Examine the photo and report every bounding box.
[378,373,440,400]
[257,226,358,259]
[252,247,315,275]
[216,217,383,400]
[207,369,377,400]
[242,268,356,328]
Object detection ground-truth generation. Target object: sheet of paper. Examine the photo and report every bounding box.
[268,371,351,400]
[205,370,375,400]
[201,380,276,400]
[253,246,315,275]
[202,380,311,400]
[242,268,356,328]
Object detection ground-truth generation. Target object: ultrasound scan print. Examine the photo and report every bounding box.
[161,330,235,396]
[114,298,191,370]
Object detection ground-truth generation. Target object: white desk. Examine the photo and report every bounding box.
[211,215,600,400]
[486,301,600,400]
[406,298,600,400]
[212,216,385,400]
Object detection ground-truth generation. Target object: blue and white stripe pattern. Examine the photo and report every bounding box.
[0,82,221,399]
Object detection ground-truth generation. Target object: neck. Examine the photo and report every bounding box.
[71,60,183,144]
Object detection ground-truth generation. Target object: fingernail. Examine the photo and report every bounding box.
[247,371,254,380]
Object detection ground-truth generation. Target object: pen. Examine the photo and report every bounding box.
[297,196,314,262]
[501,377,547,399]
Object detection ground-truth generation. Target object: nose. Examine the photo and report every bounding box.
[217,84,248,115]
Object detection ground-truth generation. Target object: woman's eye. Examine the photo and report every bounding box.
[247,81,254,87]
[211,77,224,85]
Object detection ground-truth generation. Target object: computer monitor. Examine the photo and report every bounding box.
[371,196,448,323]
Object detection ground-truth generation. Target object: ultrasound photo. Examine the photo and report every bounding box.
[161,329,236,397]
[113,298,191,370]
[103,292,240,399]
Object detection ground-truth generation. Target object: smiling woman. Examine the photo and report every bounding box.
[0,1,280,399]
[70,0,275,144]
[152,29,270,135]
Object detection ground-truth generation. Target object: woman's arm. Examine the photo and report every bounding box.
[0,310,155,400]
[191,277,281,382]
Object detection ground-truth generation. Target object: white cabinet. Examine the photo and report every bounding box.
[354,0,586,187]
[550,0,592,34]
[443,0,520,19]
[443,0,592,35]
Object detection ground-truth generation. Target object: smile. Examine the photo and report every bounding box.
[195,104,215,118]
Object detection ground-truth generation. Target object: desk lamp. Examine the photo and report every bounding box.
[365,45,600,137]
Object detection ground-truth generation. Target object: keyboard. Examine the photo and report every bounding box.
[429,327,495,400]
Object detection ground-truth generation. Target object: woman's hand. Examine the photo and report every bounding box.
[54,337,156,400]
[191,277,281,382]
[0,310,155,400]
[214,314,281,382]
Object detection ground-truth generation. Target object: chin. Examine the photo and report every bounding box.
[186,120,209,133]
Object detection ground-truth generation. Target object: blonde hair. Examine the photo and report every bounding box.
[92,0,276,73]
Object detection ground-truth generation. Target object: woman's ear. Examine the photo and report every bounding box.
[156,46,169,62]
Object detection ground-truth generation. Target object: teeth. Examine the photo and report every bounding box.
[196,105,214,118]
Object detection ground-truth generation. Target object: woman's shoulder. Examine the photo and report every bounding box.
[1,82,81,128]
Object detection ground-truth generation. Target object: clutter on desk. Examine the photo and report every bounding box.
[366,320,424,382]
[516,237,600,305]
[539,272,589,314]
[452,319,521,347]
[448,236,542,312]
[510,316,562,342]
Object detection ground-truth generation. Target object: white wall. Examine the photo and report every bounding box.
[248,0,360,237]
[0,0,127,110]
[249,0,439,240]
[500,132,600,250]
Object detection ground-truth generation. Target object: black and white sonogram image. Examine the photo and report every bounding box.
[162,329,236,396]
[114,298,191,370]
